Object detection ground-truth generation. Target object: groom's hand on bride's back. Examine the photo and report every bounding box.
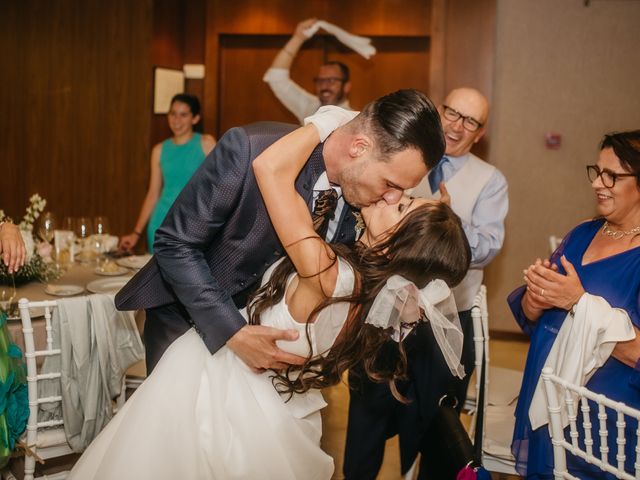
[227,325,306,373]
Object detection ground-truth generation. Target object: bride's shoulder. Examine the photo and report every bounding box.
[334,256,356,297]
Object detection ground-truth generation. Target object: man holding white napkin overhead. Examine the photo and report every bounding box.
[263,18,376,123]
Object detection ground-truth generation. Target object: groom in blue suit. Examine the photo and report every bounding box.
[116,89,445,374]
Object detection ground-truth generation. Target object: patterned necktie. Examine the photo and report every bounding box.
[312,189,339,238]
[428,156,448,194]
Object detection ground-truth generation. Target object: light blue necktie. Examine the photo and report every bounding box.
[428,157,448,194]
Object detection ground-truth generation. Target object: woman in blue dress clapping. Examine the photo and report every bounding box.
[508,130,640,479]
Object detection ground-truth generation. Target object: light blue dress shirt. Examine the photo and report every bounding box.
[437,153,509,268]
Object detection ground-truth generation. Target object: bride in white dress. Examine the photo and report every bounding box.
[69,110,471,480]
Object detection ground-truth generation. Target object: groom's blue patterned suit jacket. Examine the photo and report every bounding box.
[116,122,356,355]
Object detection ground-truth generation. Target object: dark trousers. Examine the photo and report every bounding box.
[343,309,475,480]
[417,311,474,479]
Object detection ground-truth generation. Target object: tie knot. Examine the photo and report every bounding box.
[312,189,339,236]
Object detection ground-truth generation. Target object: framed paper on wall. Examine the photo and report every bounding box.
[153,67,185,114]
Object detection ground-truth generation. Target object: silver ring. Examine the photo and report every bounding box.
[541,288,545,297]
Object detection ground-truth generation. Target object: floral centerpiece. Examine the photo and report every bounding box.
[0,195,60,286]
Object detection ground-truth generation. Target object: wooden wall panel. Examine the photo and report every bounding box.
[205,0,433,136]
[331,37,431,110]
[442,0,496,159]
[216,34,430,134]
[151,0,207,146]
[217,35,325,130]
[0,0,152,239]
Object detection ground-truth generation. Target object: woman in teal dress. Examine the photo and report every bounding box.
[119,94,216,253]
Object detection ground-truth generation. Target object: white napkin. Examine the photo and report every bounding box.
[304,20,376,59]
[529,293,635,430]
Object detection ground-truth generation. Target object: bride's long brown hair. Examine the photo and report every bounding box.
[247,201,471,400]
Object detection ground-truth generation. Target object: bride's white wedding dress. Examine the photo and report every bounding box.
[69,258,354,480]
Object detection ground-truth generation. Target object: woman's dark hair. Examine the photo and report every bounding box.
[247,201,471,401]
[170,93,203,132]
[600,130,640,187]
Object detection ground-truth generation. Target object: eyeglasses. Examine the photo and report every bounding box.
[586,165,637,188]
[441,105,483,132]
[313,77,344,87]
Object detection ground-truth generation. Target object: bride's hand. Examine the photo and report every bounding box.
[227,325,307,373]
[304,106,359,142]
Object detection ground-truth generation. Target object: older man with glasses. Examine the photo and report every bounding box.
[263,18,352,123]
[343,87,509,480]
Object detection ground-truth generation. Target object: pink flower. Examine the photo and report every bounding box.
[36,242,53,262]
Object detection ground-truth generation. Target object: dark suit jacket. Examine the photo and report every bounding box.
[116,121,356,354]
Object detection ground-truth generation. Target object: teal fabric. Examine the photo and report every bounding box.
[147,133,206,252]
[0,311,28,467]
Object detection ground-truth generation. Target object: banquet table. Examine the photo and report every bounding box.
[4,261,145,357]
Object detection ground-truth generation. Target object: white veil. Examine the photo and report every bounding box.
[365,276,465,379]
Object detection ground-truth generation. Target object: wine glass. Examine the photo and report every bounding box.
[75,217,94,263]
[93,216,110,266]
[56,217,77,267]
[38,212,57,244]
[94,216,109,236]
[76,217,94,240]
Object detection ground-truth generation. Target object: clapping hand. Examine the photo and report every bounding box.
[524,255,585,311]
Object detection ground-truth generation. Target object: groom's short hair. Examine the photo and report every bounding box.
[350,89,445,170]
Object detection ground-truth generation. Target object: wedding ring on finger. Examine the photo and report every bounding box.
[540,288,545,297]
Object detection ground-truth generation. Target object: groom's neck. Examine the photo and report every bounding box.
[322,128,350,185]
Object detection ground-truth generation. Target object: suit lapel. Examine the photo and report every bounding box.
[335,205,357,244]
[294,142,357,245]
[296,142,326,208]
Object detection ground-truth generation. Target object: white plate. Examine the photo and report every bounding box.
[116,254,152,270]
[86,277,130,295]
[44,284,84,297]
[94,266,129,276]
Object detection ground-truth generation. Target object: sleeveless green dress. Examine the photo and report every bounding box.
[147,133,206,252]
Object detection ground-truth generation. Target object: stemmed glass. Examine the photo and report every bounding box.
[75,217,94,263]
[93,216,110,266]
[38,212,57,245]
[76,217,93,241]
[94,216,109,236]
[56,217,78,267]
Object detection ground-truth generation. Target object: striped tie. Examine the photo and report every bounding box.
[312,189,339,238]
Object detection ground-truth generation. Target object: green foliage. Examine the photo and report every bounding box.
[0,254,60,287]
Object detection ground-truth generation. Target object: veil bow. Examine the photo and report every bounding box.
[365,276,465,379]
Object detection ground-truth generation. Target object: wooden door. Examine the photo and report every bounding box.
[217,34,430,136]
